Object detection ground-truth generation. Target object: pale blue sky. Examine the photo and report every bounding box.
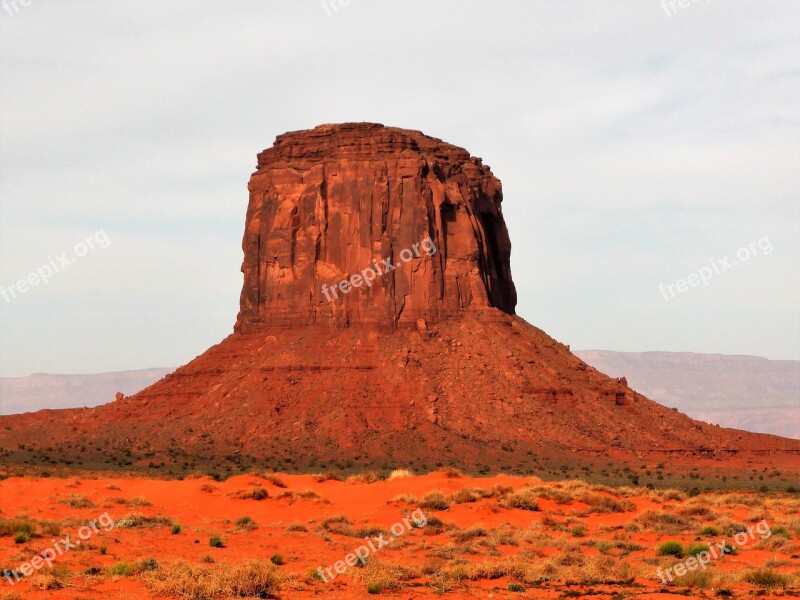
[1,0,798,377]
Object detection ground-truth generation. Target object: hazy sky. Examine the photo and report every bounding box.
[1,0,798,377]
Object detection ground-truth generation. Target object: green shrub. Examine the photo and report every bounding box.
[270,554,284,565]
[508,582,526,592]
[700,525,719,536]
[13,531,29,544]
[657,540,684,558]
[686,543,709,556]
[772,526,790,538]
[209,535,224,548]
[366,580,385,594]
[171,523,181,535]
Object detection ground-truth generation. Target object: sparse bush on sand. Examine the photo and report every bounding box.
[657,540,684,558]
[142,560,281,599]
[635,511,690,534]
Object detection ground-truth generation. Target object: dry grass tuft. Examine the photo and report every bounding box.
[142,560,281,599]
[262,473,287,488]
[346,472,381,484]
[312,472,343,483]
[59,494,94,508]
[387,469,414,480]
[634,510,691,534]
[349,560,421,593]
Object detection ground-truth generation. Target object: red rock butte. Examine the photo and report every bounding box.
[0,123,798,479]
[236,123,516,330]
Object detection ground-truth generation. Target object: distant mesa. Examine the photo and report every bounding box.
[0,124,797,477]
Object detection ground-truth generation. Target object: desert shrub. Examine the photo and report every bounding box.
[28,571,64,590]
[263,473,287,488]
[487,527,518,546]
[270,554,284,566]
[502,488,539,511]
[678,503,716,519]
[171,523,181,535]
[387,469,414,480]
[286,522,308,532]
[312,472,342,482]
[209,535,224,548]
[685,543,709,556]
[595,541,612,554]
[699,525,719,536]
[347,472,381,483]
[419,492,450,511]
[238,487,268,501]
[451,488,480,504]
[324,517,383,538]
[108,561,134,577]
[674,568,713,588]
[200,483,218,493]
[142,560,281,599]
[366,581,385,594]
[442,467,463,478]
[772,526,790,538]
[0,519,36,537]
[136,558,159,573]
[508,582,525,592]
[59,494,94,508]
[13,531,29,544]
[38,521,61,536]
[577,492,635,514]
[235,516,258,532]
[657,541,684,558]
[351,560,420,593]
[452,526,487,542]
[278,490,325,503]
[714,517,747,536]
[635,510,690,534]
[116,512,171,528]
[570,525,586,538]
[743,568,789,588]
[125,496,152,507]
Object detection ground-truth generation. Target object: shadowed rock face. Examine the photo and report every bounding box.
[236,123,516,331]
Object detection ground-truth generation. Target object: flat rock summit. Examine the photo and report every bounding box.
[1,123,797,478]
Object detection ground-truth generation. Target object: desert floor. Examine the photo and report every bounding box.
[1,471,798,599]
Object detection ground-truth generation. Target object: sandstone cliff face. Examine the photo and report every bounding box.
[236,123,516,331]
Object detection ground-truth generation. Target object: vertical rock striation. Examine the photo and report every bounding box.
[235,123,516,331]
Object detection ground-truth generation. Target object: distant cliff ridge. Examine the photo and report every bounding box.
[0,368,172,415]
[576,351,800,440]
